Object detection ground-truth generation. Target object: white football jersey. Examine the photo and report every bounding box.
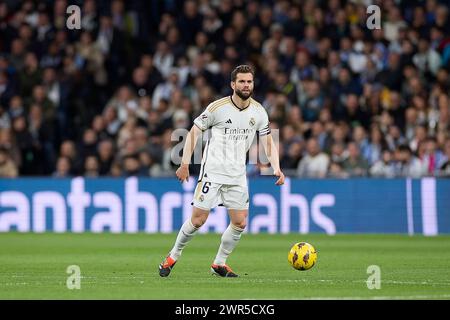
[193,96,270,186]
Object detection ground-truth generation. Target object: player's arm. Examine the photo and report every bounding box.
[260,133,285,185]
[176,124,203,182]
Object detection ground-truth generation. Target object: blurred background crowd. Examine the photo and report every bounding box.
[0,0,449,179]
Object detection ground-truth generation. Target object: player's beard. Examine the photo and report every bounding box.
[235,88,253,101]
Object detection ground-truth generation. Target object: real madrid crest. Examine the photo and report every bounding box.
[249,117,255,126]
[199,194,205,202]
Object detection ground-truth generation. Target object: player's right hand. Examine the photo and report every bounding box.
[176,164,189,182]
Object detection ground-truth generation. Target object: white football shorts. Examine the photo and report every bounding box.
[192,180,249,211]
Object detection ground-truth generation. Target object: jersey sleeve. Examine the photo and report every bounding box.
[193,107,216,131]
[258,109,271,136]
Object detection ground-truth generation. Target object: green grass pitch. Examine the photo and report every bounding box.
[0,233,450,299]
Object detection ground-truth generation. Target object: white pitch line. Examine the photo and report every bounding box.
[2,277,450,286]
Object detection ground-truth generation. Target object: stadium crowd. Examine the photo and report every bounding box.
[0,0,449,178]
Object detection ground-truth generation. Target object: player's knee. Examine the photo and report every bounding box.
[191,216,207,228]
[233,221,246,230]
[191,207,210,228]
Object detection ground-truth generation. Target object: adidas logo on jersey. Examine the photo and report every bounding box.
[226,119,232,124]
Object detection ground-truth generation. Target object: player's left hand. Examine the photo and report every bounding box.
[274,169,285,186]
[176,164,190,183]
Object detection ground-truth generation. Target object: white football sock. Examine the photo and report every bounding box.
[169,218,199,260]
[213,223,244,266]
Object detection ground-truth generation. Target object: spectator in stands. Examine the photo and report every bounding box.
[29,85,55,123]
[328,161,349,178]
[0,105,11,130]
[341,93,370,128]
[422,136,446,176]
[108,85,139,124]
[409,124,428,153]
[370,150,396,178]
[342,141,369,177]
[352,125,369,154]
[393,145,426,178]
[122,154,141,177]
[301,80,325,122]
[19,52,42,97]
[363,125,388,165]
[297,138,330,178]
[84,155,99,177]
[0,146,18,177]
[436,93,450,134]
[138,150,162,177]
[59,140,81,175]
[309,121,328,150]
[96,139,114,176]
[413,37,442,76]
[385,124,407,151]
[281,140,303,171]
[0,0,448,179]
[110,160,122,177]
[330,142,347,165]
[28,104,56,173]
[404,107,419,141]
[324,123,348,154]
[439,139,450,176]
[75,31,107,87]
[53,156,71,177]
[152,68,180,109]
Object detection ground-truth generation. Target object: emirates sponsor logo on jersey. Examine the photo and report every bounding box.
[224,128,254,134]
[224,127,255,140]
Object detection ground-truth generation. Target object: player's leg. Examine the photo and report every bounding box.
[168,206,209,261]
[159,181,219,277]
[159,206,210,277]
[211,185,248,277]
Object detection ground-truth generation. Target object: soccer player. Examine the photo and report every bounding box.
[158,65,285,277]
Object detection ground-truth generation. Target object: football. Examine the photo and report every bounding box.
[288,242,317,271]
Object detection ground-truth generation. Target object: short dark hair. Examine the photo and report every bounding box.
[231,65,255,82]
[397,144,412,154]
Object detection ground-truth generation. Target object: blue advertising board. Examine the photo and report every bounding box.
[1,177,449,234]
